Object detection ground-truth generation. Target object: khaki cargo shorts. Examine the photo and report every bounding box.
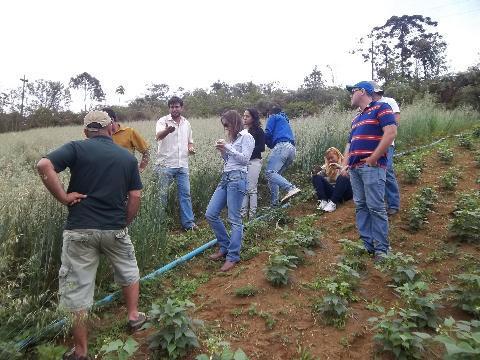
[58,228,140,311]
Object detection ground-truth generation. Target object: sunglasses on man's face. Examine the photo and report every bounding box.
[350,88,362,94]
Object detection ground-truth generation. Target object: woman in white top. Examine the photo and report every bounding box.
[206,110,255,272]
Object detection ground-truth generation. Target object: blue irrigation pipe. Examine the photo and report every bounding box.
[15,204,290,351]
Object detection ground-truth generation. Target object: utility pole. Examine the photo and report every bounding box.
[20,75,28,117]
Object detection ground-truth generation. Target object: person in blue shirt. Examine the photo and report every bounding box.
[264,106,301,205]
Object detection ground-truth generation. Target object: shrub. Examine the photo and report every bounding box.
[196,347,249,360]
[433,317,480,359]
[334,263,361,290]
[370,310,430,359]
[449,191,480,243]
[264,253,297,287]
[447,273,480,318]
[407,187,438,231]
[395,282,442,329]
[234,285,258,298]
[391,266,422,286]
[402,163,422,184]
[458,134,474,150]
[312,294,348,328]
[440,168,459,191]
[437,145,454,164]
[100,338,139,360]
[474,151,480,168]
[147,298,202,359]
[378,252,416,272]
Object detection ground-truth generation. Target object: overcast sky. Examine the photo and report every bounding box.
[1,0,479,110]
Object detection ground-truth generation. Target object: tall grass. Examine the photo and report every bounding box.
[0,97,478,343]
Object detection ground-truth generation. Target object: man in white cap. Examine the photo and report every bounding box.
[37,111,146,360]
[368,81,401,216]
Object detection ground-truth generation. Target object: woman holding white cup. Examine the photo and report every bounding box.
[206,110,255,272]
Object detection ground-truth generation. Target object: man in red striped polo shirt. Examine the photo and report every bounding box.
[340,81,397,262]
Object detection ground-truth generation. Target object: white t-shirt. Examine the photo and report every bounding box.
[378,96,400,146]
[155,115,193,168]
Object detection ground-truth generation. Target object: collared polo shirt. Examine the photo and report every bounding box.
[347,101,397,168]
[112,125,149,154]
[45,136,143,230]
[155,115,193,168]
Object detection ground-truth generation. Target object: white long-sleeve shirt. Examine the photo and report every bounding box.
[155,115,193,168]
[222,129,255,173]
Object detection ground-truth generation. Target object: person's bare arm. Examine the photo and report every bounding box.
[139,152,149,173]
[126,190,141,225]
[36,158,86,205]
[156,124,175,141]
[340,143,350,177]
[363,125,397,166]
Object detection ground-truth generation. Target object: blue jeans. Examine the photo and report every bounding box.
[265,142,296,205]
[386,145,400,210]
[156,167,195,229]
[349,165,389,255]
[205,170,247,262]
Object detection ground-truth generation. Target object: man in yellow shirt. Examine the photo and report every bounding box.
[103,108,150,172]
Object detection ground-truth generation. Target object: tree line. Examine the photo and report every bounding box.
[1,15,479,133]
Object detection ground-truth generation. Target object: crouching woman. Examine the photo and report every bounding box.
[206,110,255,272]
[312,147,353,212]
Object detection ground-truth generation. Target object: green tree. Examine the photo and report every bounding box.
[26,79,71,112]
[69,72,105,111]
[115,85,125,104]
[302,65,325,91]
[354,15,447,81]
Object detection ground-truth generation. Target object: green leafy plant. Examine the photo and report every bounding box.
[334,263,360,290]
[275,237,305,265]
[377,251,416,272]
[437,145,454,164]
[312,294,348,328]
[433,317,480,359]
[100,338,139,360]
[407,187,438,231]
[474,151,480,168]
[293,345,319,360]
[446,272,480,318]
[264,253,297,287]
[247,304,258,317]
[391,266,422,286]
[458,134,474,150]
[449,191,480,243]
[395,282,442,329]
[440,168,459,191]
[196,346,249,360]
[147,298,202,359]
[402,162,422,184]
[36,344,68,360]
[259,311,277,330]
[369,310,430,359]
[234,285,258,297]
[472,125,480,138]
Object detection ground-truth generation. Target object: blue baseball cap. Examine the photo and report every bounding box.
[346,81,374,95]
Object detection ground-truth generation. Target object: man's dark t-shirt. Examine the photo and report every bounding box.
[46,136,143,230]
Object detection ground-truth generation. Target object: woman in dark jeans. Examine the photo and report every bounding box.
[312,147,352,212]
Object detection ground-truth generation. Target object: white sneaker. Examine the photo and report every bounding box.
[323,200,336,212]
[317,200,328,210]
[281,187,301,203]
